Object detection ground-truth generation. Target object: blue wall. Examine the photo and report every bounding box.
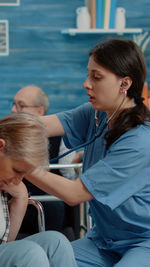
[0,0,150,117]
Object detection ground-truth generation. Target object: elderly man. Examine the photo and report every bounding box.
[12,85,49,115]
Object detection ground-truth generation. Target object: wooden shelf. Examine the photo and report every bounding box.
[61,28,143,36]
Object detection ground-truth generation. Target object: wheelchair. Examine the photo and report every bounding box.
[18,163,91,241]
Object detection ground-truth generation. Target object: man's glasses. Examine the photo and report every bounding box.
[12,102,40,112]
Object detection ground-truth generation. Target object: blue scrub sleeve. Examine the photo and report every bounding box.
[81,126,150,210]
[57,103,94,148]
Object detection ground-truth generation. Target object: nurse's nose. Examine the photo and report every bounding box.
[83,76,92,90]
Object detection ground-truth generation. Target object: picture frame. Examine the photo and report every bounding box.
[0,20,9,56]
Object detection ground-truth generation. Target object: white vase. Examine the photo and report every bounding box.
[115,7,126,30]
[76,6,91,29]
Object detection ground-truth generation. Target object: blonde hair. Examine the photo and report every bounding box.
[0,113,49,169]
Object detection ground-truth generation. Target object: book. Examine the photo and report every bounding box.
[89,0,96,28]
[109,0,117,28]
[96,0,104,29]
[104,0,111,29]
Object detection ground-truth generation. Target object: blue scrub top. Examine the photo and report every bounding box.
[57,103,150,251]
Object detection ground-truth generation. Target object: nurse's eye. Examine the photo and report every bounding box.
[93,75,101,81]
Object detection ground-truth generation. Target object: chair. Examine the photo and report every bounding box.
[19,163,84,241]
[80,201,92,237]
[47,163,92,239]
[17,198,45,239]
[49,163,82,240]
[28,198,45,232]
[29,194,81,240]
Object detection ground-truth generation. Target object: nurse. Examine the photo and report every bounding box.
[26,39,150,266]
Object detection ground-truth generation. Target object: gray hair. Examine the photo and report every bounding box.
[0,113,49,169]
[35,87,49,114]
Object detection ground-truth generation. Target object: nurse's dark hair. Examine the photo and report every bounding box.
[89,39,150,149]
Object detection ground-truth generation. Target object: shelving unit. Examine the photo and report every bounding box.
[61,28,143,36]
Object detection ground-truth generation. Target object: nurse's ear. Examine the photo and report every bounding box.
[120,77,132,91]
[0,139,6,152]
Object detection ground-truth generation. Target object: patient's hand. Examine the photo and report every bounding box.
[0,180,28,199]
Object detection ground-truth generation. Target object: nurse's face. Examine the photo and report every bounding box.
[83,56,123,117]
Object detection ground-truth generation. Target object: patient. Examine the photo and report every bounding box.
[0,112,77,267]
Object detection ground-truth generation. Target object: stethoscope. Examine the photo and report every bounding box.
[50,90,127,163]
[50,126,101,163]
